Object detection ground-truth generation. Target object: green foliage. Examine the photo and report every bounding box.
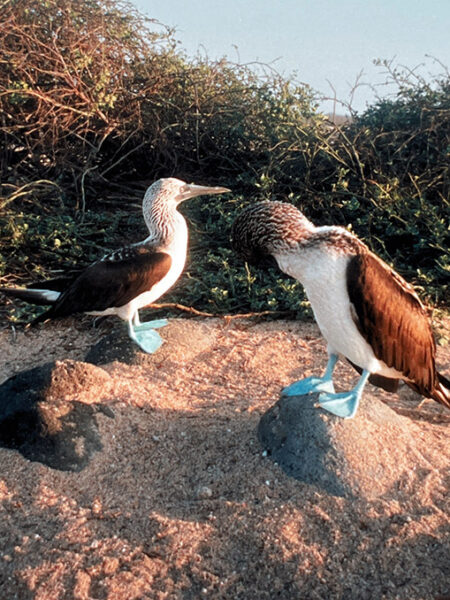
[174,195,311,317]
[0,0,448,323]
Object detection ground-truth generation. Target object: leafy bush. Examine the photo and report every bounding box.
[0,0,448,323]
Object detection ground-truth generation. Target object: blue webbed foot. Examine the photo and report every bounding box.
[131,327,164,353]
[282,354,338,397]
[317,370,370,419]
[282,376,336,397]
[133,318,168,331]
[318,390,361,419]
[128,319,168,353]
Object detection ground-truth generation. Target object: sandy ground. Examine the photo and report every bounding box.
[0,315,449,600]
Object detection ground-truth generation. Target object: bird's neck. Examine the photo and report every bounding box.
[143,197,186,247]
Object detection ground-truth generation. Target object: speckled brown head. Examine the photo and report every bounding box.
[231,201,315,265]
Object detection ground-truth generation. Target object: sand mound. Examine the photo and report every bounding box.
[259,392,442,500]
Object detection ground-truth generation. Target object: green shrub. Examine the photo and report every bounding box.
[0,0,448,323]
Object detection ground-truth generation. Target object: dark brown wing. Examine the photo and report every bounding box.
[346,249,438,396]
[28,269,86,292]
[46,247,172,318]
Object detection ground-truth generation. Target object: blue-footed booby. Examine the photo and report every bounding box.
[231,200,450,418]
[1,178,230,353]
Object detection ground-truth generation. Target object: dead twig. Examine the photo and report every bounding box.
[149,302,294,320]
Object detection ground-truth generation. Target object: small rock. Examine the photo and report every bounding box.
[197,486,213,499]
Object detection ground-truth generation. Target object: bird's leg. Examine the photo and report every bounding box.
[282,354,338,397]
[132,309,168,332]
[127,313,165,354]
[317,369,370,419]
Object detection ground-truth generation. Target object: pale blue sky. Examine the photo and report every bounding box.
[130,0,449,114]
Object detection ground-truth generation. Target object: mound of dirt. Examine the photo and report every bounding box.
[258,392,441,500]
[0,360,114,471]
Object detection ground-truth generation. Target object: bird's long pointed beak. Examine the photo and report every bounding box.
[178,183,231,202]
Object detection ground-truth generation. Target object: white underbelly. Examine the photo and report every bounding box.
[276,250,404,379]
[309,293,403,378]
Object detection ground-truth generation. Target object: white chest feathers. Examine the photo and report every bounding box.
[124,220,188,317]
[274,247,401,377]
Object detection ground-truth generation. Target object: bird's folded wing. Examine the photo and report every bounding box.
[346,250,437,393]
[27,269,86,292]
[51,248,172,316]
